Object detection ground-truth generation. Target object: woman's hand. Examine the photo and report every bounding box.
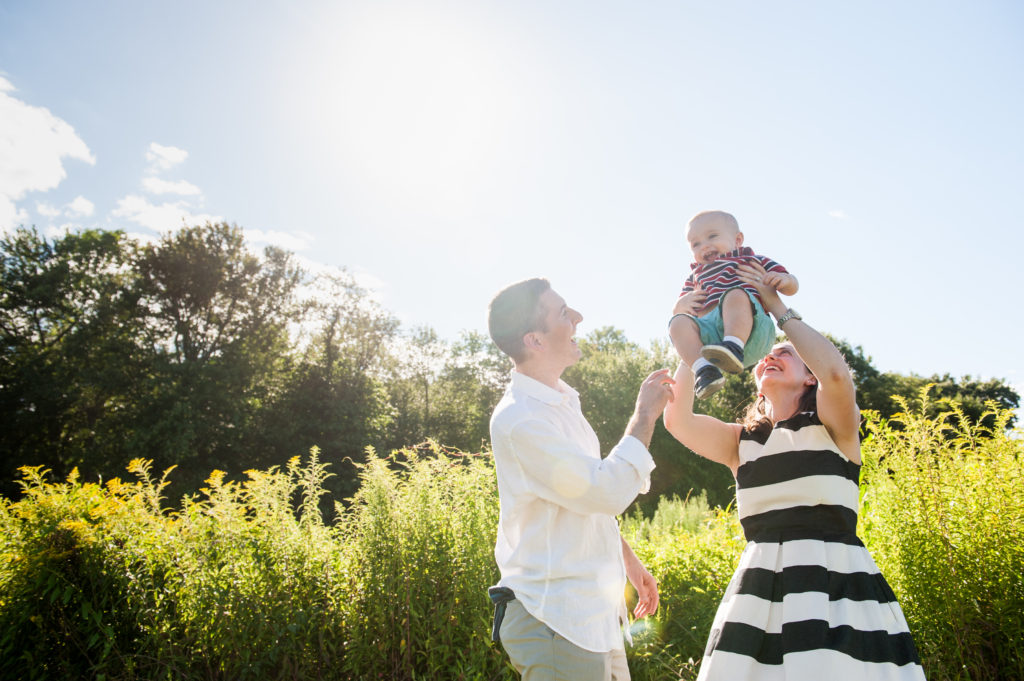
[737,260,798,297]
[673,286,707,316]
[735,261,784,313]
[735,261,861,461]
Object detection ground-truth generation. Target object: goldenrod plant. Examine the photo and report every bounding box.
[0,396,1020,680]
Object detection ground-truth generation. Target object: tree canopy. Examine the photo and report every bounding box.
[1,223,1017,508]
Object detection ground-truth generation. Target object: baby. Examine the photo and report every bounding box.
[669,210,798,399]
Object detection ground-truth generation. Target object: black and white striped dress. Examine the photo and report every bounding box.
[697,412,926,680]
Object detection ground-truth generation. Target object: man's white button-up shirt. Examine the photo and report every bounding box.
[490,370,656,653]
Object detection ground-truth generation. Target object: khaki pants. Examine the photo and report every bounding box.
[498,600,630,681]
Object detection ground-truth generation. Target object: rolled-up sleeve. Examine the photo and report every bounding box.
[508,419,655,516]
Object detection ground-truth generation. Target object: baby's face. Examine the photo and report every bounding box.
[687,214,744,264]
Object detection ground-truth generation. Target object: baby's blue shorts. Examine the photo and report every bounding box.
[684,288,776,369]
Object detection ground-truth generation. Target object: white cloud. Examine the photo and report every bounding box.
[112,142,210,235]
[0,196,29,233]
[828,209,850,220]
[67,195,94,217]
[350,266,387,299]
[244,228,314,252]
[0,76,95,230]
[124,230,160,246]
[142,176,201,196]
[36,201,61,217]
[293,254,342,277]
[292,260,387,308]
[44,224,75,239]
[112,194,220,232]
[145,143,188,172]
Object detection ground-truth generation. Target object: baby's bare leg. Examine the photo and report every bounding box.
[669,315,703,365]
[720,288,753,343]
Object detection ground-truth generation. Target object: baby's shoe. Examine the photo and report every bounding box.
[701,341,745,374]
[694,365,725,400]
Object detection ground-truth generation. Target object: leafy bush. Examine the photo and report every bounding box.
[1,396,1021,680]
[0,453,349,680]
[620,494,744,681]
[860,390,1024,680]
[335,442,505,679]
[0,466,147,680]
[0,445,508,681]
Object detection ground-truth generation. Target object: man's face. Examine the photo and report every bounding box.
[534,288,583,368]
[686,213,744,265]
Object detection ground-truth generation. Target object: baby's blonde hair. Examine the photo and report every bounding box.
[689,210,739,233]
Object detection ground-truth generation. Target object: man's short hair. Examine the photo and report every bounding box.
[488,278,551,362]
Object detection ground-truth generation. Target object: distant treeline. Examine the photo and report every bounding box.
[1,222,1018,507]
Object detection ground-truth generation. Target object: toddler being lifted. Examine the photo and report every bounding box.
[669,210,798,399]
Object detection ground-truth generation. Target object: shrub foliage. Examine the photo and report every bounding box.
[0,396,1021,680]
[860,390,1024,679]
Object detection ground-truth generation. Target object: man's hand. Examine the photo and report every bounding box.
[629,564,659,619]
[622,539,659,619]
[625,369,675,447]
[636,368,675,416]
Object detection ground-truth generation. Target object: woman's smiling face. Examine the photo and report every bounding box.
[754,343,812,391]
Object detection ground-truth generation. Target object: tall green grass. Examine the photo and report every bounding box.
[619,494,744,680]
[0,394,1021,680]
[334,442,504,679]
[860,390,1024,680]
[0,452,352,680]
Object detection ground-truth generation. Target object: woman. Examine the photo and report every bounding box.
[663,260,926,680]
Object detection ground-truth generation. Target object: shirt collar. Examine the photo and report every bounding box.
[509,370,578,405]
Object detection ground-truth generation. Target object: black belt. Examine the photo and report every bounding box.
[487,586,516,644]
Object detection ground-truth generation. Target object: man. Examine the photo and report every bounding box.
[486,277,674,680]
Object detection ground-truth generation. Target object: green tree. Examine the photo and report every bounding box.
[564,327,737,511]
[832,337,1019,428]
[0,227,140,495]
[564,327,660,447]
[426,330,512,451]
[254,271,399,500]
[127,222,303,490]
[378,326,449,451]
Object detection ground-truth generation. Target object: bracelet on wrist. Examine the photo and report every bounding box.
[776,308,802,328]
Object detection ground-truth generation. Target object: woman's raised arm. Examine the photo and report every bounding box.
[736,262,861,460]
[663,361,741,474]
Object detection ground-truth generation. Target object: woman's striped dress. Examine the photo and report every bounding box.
[697,412,926,680]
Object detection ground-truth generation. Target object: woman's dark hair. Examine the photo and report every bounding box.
[740,372,818,438]
[487,278,551,363]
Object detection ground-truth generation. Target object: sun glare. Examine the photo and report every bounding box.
[302,5,535,220]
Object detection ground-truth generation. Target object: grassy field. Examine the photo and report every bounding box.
[1,395,1021,680]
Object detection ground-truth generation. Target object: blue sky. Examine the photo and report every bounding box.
[2,0,1022,397]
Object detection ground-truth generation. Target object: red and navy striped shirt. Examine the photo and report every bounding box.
[680,246,788,315]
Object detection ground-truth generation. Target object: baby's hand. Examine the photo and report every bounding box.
[764,272,798,295]
[760,271,787,290]
[674,287,706,316]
